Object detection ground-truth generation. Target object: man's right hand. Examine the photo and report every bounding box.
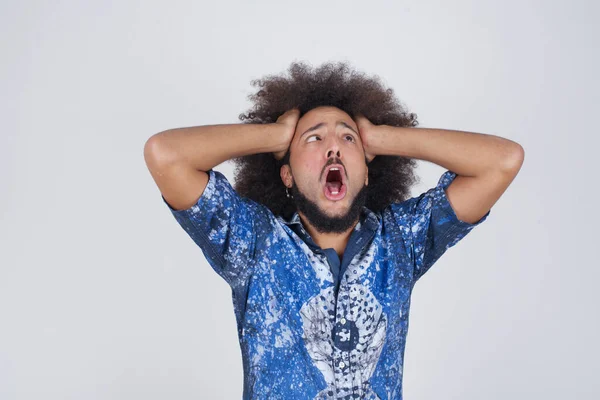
[272,107,300,160]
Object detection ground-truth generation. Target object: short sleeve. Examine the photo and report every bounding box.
[162,169,262,288]
[389,170,490,284]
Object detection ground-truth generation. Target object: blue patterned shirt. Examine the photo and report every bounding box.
[162,168,490,399]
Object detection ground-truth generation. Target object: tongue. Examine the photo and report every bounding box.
[326,181,342,192]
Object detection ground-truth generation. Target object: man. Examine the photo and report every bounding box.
[144,62,524,399]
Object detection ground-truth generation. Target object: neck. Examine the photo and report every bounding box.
[298,212,359,258]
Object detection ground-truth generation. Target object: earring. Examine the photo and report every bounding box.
[286,186,293,199]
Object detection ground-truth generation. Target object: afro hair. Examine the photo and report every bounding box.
[232,60,421,220]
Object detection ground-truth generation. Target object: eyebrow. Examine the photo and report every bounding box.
[300,121,358,138]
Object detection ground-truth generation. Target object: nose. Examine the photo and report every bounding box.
[325,136,342,159]
[327,148,341,158]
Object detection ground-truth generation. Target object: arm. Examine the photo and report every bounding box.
[143,117,297,287]
[360,121,525,224]
[144,122,289,211]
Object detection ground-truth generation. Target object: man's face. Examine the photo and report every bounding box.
[280,106,369,233]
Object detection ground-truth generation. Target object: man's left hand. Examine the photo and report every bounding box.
[354,113,377,163]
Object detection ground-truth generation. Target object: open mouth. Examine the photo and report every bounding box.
[323,167,347,201]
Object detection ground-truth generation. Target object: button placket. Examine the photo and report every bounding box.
[332,284,354,396]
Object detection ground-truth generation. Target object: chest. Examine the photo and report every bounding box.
[243,236,414,341]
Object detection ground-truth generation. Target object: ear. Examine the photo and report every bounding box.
[280,164,292,188]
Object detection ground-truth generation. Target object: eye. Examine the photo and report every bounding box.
[345,134,356,142]
[306,135,321,143]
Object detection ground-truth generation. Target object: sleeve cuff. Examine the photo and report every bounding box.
[161,169,217,214]
[435,170,490,227]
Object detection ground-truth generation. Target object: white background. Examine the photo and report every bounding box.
[1,0,598,398]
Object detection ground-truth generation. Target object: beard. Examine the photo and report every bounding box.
[290,180,368,234]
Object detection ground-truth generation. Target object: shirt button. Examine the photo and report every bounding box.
[340,318,346,324]
[339,361,345,368]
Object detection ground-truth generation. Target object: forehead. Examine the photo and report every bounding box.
[298,106,353,125]
[294,107,357,141]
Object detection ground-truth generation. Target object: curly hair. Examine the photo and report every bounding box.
[231,60,421,220]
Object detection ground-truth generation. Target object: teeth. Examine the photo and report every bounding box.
[330,167,339,171]
[331,190,339,194]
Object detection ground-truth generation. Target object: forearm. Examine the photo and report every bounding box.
[145,123,286,171]
[370,126,523,176]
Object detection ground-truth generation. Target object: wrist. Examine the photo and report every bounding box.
[269,123,293,153]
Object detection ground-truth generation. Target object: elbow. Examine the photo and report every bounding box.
[144,133,176,167]
[502,143,525,173]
